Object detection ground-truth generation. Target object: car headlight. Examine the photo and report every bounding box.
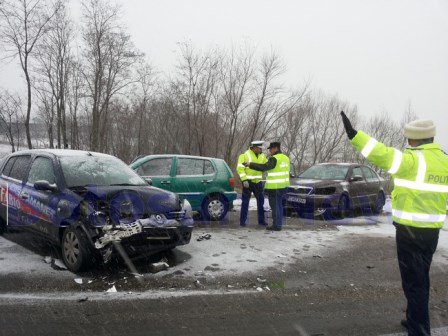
[181,199,193,218]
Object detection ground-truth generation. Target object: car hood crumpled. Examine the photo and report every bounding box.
[67,185,183,224]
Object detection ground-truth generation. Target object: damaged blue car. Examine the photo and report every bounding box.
[0,150,194,272]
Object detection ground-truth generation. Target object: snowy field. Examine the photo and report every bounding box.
[2,209,448,282]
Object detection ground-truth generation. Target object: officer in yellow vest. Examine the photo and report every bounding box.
[237,141,268,227]
[244,142,290,231]
[341,111,448,336]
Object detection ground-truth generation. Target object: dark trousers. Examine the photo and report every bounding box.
[266,188,287,228]
[395,223,440,336]
[240,181,266,226]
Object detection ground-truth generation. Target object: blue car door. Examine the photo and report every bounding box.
[0,155,32,228]
[20,155,61,239]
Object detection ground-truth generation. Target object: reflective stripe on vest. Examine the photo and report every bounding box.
[246,175,263,179]
[388,149,403,174]
[392,209,446,223]
[245,151,252,163]
[361,138,378,157]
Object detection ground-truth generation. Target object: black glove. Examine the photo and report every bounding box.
[340,111,357,140]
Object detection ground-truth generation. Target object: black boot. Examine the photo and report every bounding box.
[401,319,408,329]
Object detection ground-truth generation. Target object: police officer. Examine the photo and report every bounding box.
[340,111,448,336]
[237,141,268,227]
[244,142,290,231]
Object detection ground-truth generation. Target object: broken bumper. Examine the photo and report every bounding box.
[94,215,194,249]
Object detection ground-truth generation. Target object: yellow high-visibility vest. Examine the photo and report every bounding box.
[265,153,290,190]
[236,149,267,183]
[351,130,448,228]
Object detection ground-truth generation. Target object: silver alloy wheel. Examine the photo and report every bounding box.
[63,231,80,266]
[208,199,225,219]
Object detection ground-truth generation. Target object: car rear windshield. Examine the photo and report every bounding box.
[60,155,147,188]
[299,165,349,180]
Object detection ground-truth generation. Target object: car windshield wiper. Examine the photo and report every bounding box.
[69,185,89,190]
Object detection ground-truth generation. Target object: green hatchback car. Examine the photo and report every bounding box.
[130,155,237,221]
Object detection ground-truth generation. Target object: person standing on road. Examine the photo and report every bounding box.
[243,142,290,231]
[340,111,448,336]
[237,141,268,227]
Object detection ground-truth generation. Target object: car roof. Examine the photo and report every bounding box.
[6,149,114,158]
[133,154,223,164]
[316,162,363,167]
[143,154,219,159]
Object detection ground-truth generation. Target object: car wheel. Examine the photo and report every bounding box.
[202,194,229,221]
[372,191,385,215]
[61,226,94,272]
[337,195,350,219]
[0,218,5,235]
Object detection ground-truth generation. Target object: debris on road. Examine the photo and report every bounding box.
[256,287,263,292]
[149,262,169,273]
[257,277,267,283]
[51,259,67,271]
[77,297,88,302]
[74,278,83,285]
[43,256,52,264]
[197,233,211,241]
[106,285,117,293]
[194,280,204,288]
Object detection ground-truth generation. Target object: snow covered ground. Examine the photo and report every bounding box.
[2,210,448,282]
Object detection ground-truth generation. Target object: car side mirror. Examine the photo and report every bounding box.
[145,177,153,186]
[34,180,58,192]
[349,175,364,182]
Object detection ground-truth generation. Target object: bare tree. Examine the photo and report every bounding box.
[35,87,56,148]
[219,44,255,164]
[173,42,221,156]
[81,0,142,152]
[132,61,156,156]
[35,4,73,148]
[0,90,24,152]
[0,0,63,149]
[67,58,84,149]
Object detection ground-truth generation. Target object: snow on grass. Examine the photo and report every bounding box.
[0,235,73,279]
[157,227,341,278]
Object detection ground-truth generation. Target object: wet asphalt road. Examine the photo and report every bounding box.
[1,212,448,336]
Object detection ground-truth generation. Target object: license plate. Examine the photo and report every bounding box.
[287,196,306,204]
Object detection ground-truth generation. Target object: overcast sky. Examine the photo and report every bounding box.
[1,0,447,148]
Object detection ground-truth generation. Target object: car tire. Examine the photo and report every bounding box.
[0,218,6,235]
[61,226,94,272]
[202,194,229,221]
[337,194,350,219]
[372,191,385,215]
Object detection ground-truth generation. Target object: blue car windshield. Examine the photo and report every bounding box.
[60,155,147,188]
[299,165,349,180]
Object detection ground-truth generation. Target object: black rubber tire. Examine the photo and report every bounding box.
[0,217,6,235]
[201,194,229,221]
[337,195,350,219]
[372,191,386,215]
[61,226,94,272]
